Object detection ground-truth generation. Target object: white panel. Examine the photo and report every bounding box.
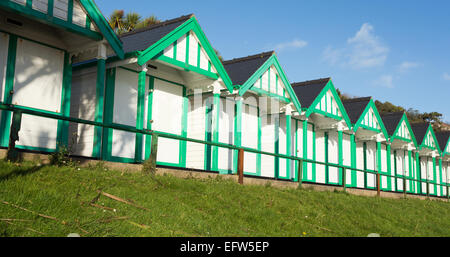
[0,32,8,104]
[296,120,303,158]
[186,94,206,170]
[199,47,209,71]
[269,66,277,94]
[289,118,296,178]
[366,142,376,188]
[175,34,187,62]
[420,158,427,194]
[72,0,87,27]
[261,70,269,92]
[13,39,63,112]
[396,150,404,191]
[188,32,199,66]
[217,98,235,171]
[278,115,287,179]
[14,39,64,150]
[315,131,325,184]
[242,104,258,174]
[32,0,48,13]
[261,114,275,178]
[53,0,69,21]
[163,43,174,58]
[343,134,352,185]
[111,69,138,159]
[328,131,339,184]
[70,68,97,157]
[380,144,388,190]
[152,79,183,164]
[356,142,364,188]
[17,114,58,149]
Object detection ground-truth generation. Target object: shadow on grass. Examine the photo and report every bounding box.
[0,164,46,182]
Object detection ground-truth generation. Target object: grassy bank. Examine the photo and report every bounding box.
[0,160,449,237]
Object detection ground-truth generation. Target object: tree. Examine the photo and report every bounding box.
[108,10,161,34]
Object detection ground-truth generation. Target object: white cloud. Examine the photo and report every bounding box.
[443,72,450,81]
[373,75,394,88]
[322,23,389,69]
[274,39,308,52]
[398,61,422,72]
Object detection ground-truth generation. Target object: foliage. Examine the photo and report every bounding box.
[108,10,161,34]
[0,160,449,237]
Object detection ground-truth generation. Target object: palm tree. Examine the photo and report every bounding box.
[108,10,161,34]
[109,10,125,34]
[123,12,142,32]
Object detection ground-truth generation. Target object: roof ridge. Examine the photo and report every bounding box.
[291,77,331,87]
[119,14,194,38]
[342,96,372,103]
[381,111,405,116]
[222,51,275,65]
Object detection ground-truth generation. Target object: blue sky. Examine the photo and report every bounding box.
[95,0,450,122]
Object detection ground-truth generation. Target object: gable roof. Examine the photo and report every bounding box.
[1,0,124,58]
[120,14,194,54]
[291,78,330,109]
[135,14,234,92]
[410,123,430,146]
[223,51,273,86]
[436,131,450,153]
[380,112,404,136]
[342,97,372,124]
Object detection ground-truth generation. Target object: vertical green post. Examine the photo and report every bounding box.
[376,141,382,191]
[212,85,221,172]
[286,107,292,180]
[350,133,357,187]
[92,44,106,158]
[302,119,308,180]
[135,64,147,162]
[148,133,158,174]
[386,143,392,191]
[102,68,116,161]
[324,131,329,184]
[56,52,72,149]
[144,76,155,160]
[233,96,242,174]
[338,130,343,186]
[298,159,303,188]
[0,34,17,148]
[274,115,279,179]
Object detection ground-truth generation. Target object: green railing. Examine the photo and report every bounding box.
[0,103,449,200]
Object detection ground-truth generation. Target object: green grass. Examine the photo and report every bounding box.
[0,160,449,237]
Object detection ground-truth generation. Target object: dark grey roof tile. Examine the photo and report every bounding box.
[291,78,330,109]
[222,51,274,86]
[342,97,372,124]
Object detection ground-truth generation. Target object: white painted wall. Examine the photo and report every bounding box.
[217,97,235,172]
[278,115,287,178]
[328,131,339,184]
[14,38,64,150]
[306,123,314,181]
[355,142,364,188]
[152,78,184,165]
[342,133,352,185]
[366,142,376,188]
[111,68,138,159]
[186,93,206,170]
[70,67,97,157]
[315,131,325,184]
[242,103,258,174]
[260,114,274,178]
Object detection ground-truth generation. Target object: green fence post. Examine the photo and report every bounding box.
[298,160,303,189]
[6,110,22,162]
[149,133,158,174]
[403,172,407,199]
[342,167,346,192]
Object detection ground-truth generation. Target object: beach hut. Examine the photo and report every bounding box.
[436,131,450,197]
[290,78,352,185]
[380,112,418,193]
[410,123,441,196]
[342,97,389,189]
[223,51,301,179]
[0,0,123,152]
[71,14,235,171]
